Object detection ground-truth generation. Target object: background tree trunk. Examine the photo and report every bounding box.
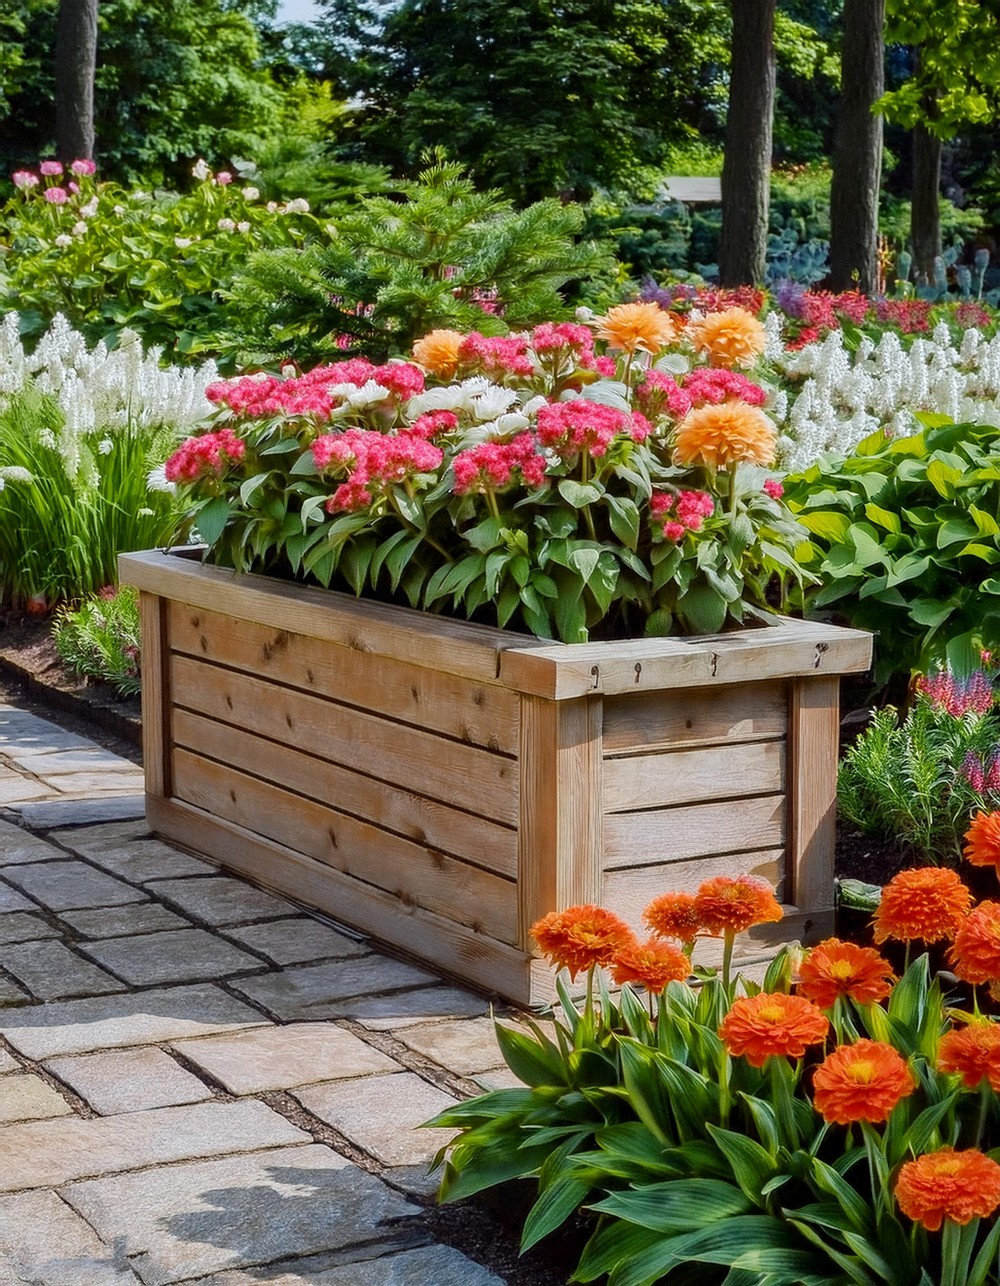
[55,0,98,162]
[828,0,884,292]
[911,117,942,281]
[718,0,776,286]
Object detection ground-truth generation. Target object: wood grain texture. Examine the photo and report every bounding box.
[603,740,785,813]
[138,591,169,799]
[603,794,785,868]
[787,676,840,914]
[602,682,786,753]
[604,850,784,932]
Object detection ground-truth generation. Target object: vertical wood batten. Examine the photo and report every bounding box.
[786,675,841,918]
[137,590,170,800]
[517,694,603,950]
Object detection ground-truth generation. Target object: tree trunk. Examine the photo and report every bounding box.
[911,118,942,282]
[718,0,776,286]
[828,0,884,293]
[55,0,99,162]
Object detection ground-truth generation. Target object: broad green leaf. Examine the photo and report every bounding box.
[194,497,231,546]
[558,479,603,508]
[864,503,901,534]
[677,582,727,634]
[707,1125,776,1205]
[798,510,853,542]
[520,1175,591,1251]
[591,1179,751,1233]
[926,457,962,497]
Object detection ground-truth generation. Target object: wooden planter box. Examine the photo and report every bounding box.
[121,549,872,1006]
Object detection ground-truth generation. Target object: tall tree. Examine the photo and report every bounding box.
[719,0,776,285]
[828,0,884,292]
[54,0,97,161]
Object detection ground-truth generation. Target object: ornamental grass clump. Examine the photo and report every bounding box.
[162,302,812,641]
[427,839,1000,1286]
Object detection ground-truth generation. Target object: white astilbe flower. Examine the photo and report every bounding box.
[147,465,175,494]
[0,466,34,485]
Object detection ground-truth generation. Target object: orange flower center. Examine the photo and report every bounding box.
[846,1060,876,1085]
[935,1158,962,1177]
[828,960,855,980]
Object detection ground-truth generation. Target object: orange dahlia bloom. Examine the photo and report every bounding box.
[530,904,635,980]
[719,992,829,1066]
[938,1021,1000,1090]
[694,875,783,937]
[949,900,1000,985]
[964,810,1000,873]
[643,892,701,943]
[811,1039,915,1125]
[673,402,777,469]
[688,307,767,369]
[796,938,895,1009]
[872,867,971,945]
[412,329,465,377]
[595,302,678,355]
[610,937,690,993]
[895,1148,1000,1231]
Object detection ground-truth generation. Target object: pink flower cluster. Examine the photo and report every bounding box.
[799,290,869,329]
[961,750,1000,794]
[165,429,246,483]
[408,410,459,439]
[531,322,595,361]
[43,188,69,205]
[457,333,534,378]
[683,368,768,408]
[206,360,426,421]
[636,371,692,420]
[12,159,95,190]
[535,399,641,459]
[452,434,548,494]
[874,298,932,333]
[918,668,995,718]
[650,489,715,541]
[311,430,443,513]
[763,478,784,500]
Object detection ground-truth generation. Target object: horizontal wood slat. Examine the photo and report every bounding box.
[603,740,785,813]
[604,850,785,930]
[173,708,517,877]
[603,794,785,868]
[169,653,519,827]
[602,682,786,754]
[168,602,519,756]
[171,749,518,943]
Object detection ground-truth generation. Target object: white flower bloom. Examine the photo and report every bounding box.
[72,221,88,236]
[147,465,176,494]
[97,437,113,454]
[54,234,72,248]
[266,201,278,213]
[236,221,250,234]
[282,198,310,215]
[137,507,154,517]
[80,197,99,218]
[217,218,236,233]
[0,466,33,485]
[469,385,519,421]
[192,158,211,181]
[113,204,125,215]
[174,237,193,249]
[241,186,259,200]
[132,190,150,202]
[334,379,390,409]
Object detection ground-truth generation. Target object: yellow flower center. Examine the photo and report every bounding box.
[828,960,855,980]
[847,1060,876,1085]
[759,1004,786,1023]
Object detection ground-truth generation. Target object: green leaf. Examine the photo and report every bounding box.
[677,582,727,634]
[194,497,232,547]
[926,457,962,497]
[494,1024,567,1088]
[558,478,603,508]
[707,1126,776,1205]
[797,511,853,542]
[605,494,640,550]
[521,1176,591,1252]
[863,503,902,535]
[591,1180,751,1233]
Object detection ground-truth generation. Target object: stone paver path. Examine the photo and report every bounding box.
[0,704,524,1285]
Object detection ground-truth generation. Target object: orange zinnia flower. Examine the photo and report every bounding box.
[872,867,971,945]
[719,992,829,1066]
[530,904,635,980]
[694,875,783,937]
[643,892,701,943]
[938,1021,1000,1090]
[811,1039,915,1124]
[610,937,690,994]
[949,900,1000,985]
[412,328,465,377]
[595,302,678,355]
[964,810,1000,873]
[673,402,777,470]
[687,307,767,369]
[895,1148,1000,1231]
[796,938,895,1009]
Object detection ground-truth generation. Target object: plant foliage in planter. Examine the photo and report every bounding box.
[162,302,812,641]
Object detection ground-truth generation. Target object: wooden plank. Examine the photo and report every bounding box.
[138,592,169,799]
[168,602,520,755]
[173,707,517,877]
[169,654,519,827]
[517,695,603,948]
[121,549,549,687]
[786,676,840,915]
[499,619,873,699]
[171,749,519,943]
[147,795,559,1006]
[604,850,785,933]
[602,681,786,753]
[603,794,785,868]
[603,740,784,813]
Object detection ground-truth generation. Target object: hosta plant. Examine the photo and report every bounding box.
[429,845,1000,1286]
[162,302,812,641]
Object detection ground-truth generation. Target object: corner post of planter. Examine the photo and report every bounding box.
[786,674,840,936]
[516,691,604,953]
[137,587,171,803]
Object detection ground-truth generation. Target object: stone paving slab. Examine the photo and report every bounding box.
[63,1144,420,1286]
[0,881,34,913]
[0,983,269,1059]
[0,976,30,1005]
[0,1098,309,1191]
[0,771,56,805]
[69,839,215,882]
[45,1047,214,1115]
[172,1022,400,1094]
[0,1048,20,1073]
[0,910,59,944]
[80,927,265,987]
[224,917,370,965]
[2,859,148,910]
[393,1017,509,1076]
[10,795,147,827]
[327,985,492,1028]
[294,1072,459,1168]
[0,1072,74,1123]
[231,957,439,1021]
[34,770,148,796]
[198,1244,506,1286]
[148,876,299,926]
[3,938,128,999]
[48,818,152,849]
[0,708,101,753]
[61,902,194,939]
[5,746,133,773]
[0,819,59,863]
[0,1189,142,1284]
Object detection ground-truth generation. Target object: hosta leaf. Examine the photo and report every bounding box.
[591,1179,751,1233]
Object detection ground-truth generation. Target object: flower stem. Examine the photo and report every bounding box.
[721,931,735,995]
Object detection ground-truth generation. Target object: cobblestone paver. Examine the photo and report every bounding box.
[0,703,519,1284]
